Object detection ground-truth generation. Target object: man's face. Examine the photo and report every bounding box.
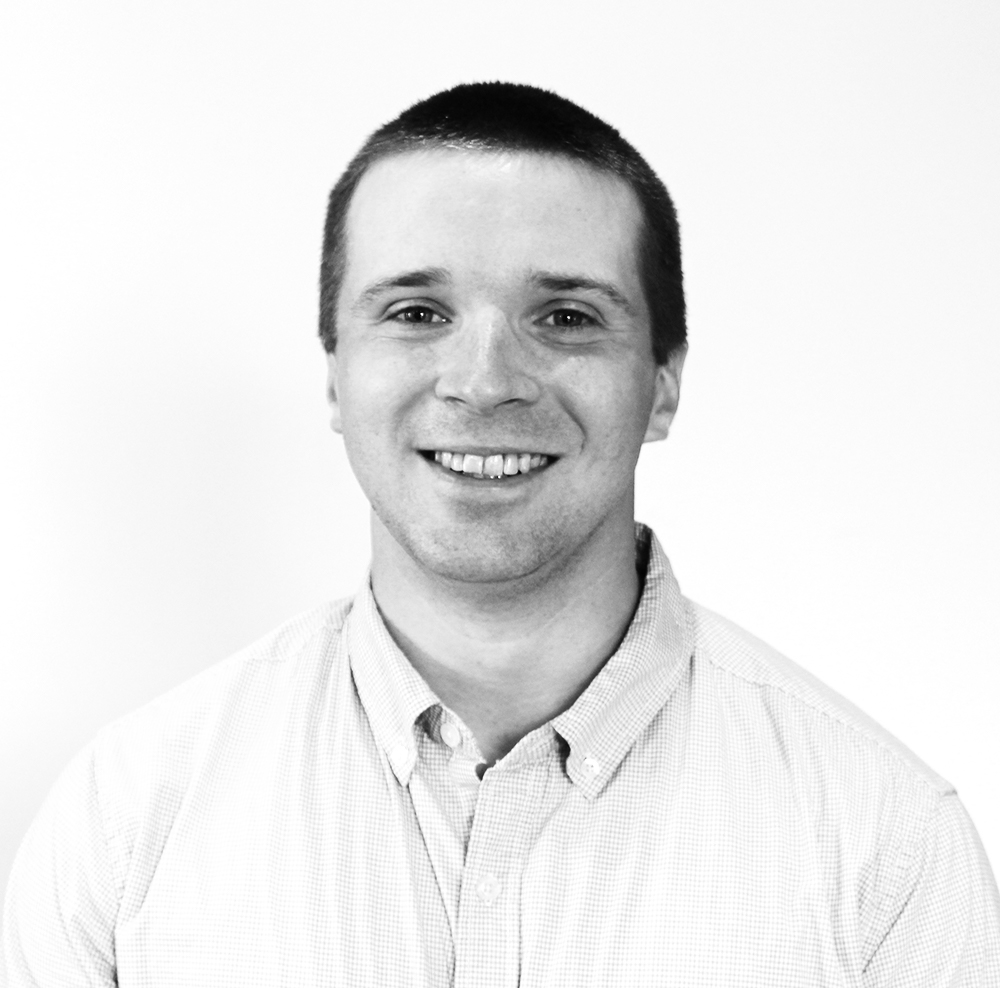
[329,149,682,585]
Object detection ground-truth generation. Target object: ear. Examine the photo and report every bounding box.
[325,351,343,435]
[643,345,686,443]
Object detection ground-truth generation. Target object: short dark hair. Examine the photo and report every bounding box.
[319,82,686,364]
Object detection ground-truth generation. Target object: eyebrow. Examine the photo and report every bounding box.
[350,267,635,315]
[352,267,451,311]
[529,272,635,315]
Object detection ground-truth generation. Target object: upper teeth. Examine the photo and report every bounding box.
[433,451,549,478]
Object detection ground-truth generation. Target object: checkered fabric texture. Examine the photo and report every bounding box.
[3,527,998,986]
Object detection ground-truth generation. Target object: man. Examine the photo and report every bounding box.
[3,82,998,987]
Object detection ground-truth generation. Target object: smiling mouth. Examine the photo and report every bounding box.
[422,450,554,480]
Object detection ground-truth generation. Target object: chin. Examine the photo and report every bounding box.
[390,520,564,587]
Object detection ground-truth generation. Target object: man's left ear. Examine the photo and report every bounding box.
[643,345,686,443]
[325,352,343,435]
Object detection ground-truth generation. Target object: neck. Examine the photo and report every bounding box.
[370,517,642,765]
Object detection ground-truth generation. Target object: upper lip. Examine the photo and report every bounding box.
[420,446,559,457]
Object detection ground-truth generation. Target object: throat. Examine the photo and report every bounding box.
[371,536,643,763]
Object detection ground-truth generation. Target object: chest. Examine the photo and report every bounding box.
[113,737,860,987]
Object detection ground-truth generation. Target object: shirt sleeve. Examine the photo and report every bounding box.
[864,792,1000,987]
[1,743,119,988]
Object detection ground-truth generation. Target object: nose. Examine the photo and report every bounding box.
[434,308,541,412]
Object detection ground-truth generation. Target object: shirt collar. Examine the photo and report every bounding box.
[346,524,691,797]
[552,524,691,799]
[346,581,439,786]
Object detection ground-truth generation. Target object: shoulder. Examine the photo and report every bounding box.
[684,600,954,800]
[86,597,355,855]
[679,602,1000,974]
[97,597,352,756]
[3,598,357,972]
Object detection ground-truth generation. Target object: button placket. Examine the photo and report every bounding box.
[453,755,550,988]
[439,715,485,789]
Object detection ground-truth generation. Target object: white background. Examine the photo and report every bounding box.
[1,0,997,902]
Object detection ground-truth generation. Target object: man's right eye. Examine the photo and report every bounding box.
[389,305,446,325]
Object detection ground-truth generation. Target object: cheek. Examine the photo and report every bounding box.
[561,358,656,448]
[336,350,420,442]
[337,377,377,440]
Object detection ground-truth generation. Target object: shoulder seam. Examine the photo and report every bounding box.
[226,598,352,670]
[712,658,951,799]
[862,786,948,972]
[91,742,128,911]
[687,603,953,800]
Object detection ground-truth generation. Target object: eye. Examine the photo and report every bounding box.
[540,308,596,330]
[389,305,447,325]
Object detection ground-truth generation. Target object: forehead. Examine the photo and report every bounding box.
[341,149,645,295]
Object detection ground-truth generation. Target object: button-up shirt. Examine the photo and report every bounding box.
[3,527,999,986]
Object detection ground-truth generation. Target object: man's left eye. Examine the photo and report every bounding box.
[542,309,594,329]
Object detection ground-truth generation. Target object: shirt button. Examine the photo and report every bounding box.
[389,743,410,767]
[476,873,502,904]
[440,720,462,748]
[582,755,601,777]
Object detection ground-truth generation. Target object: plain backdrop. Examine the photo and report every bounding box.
[1,0,998,905]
